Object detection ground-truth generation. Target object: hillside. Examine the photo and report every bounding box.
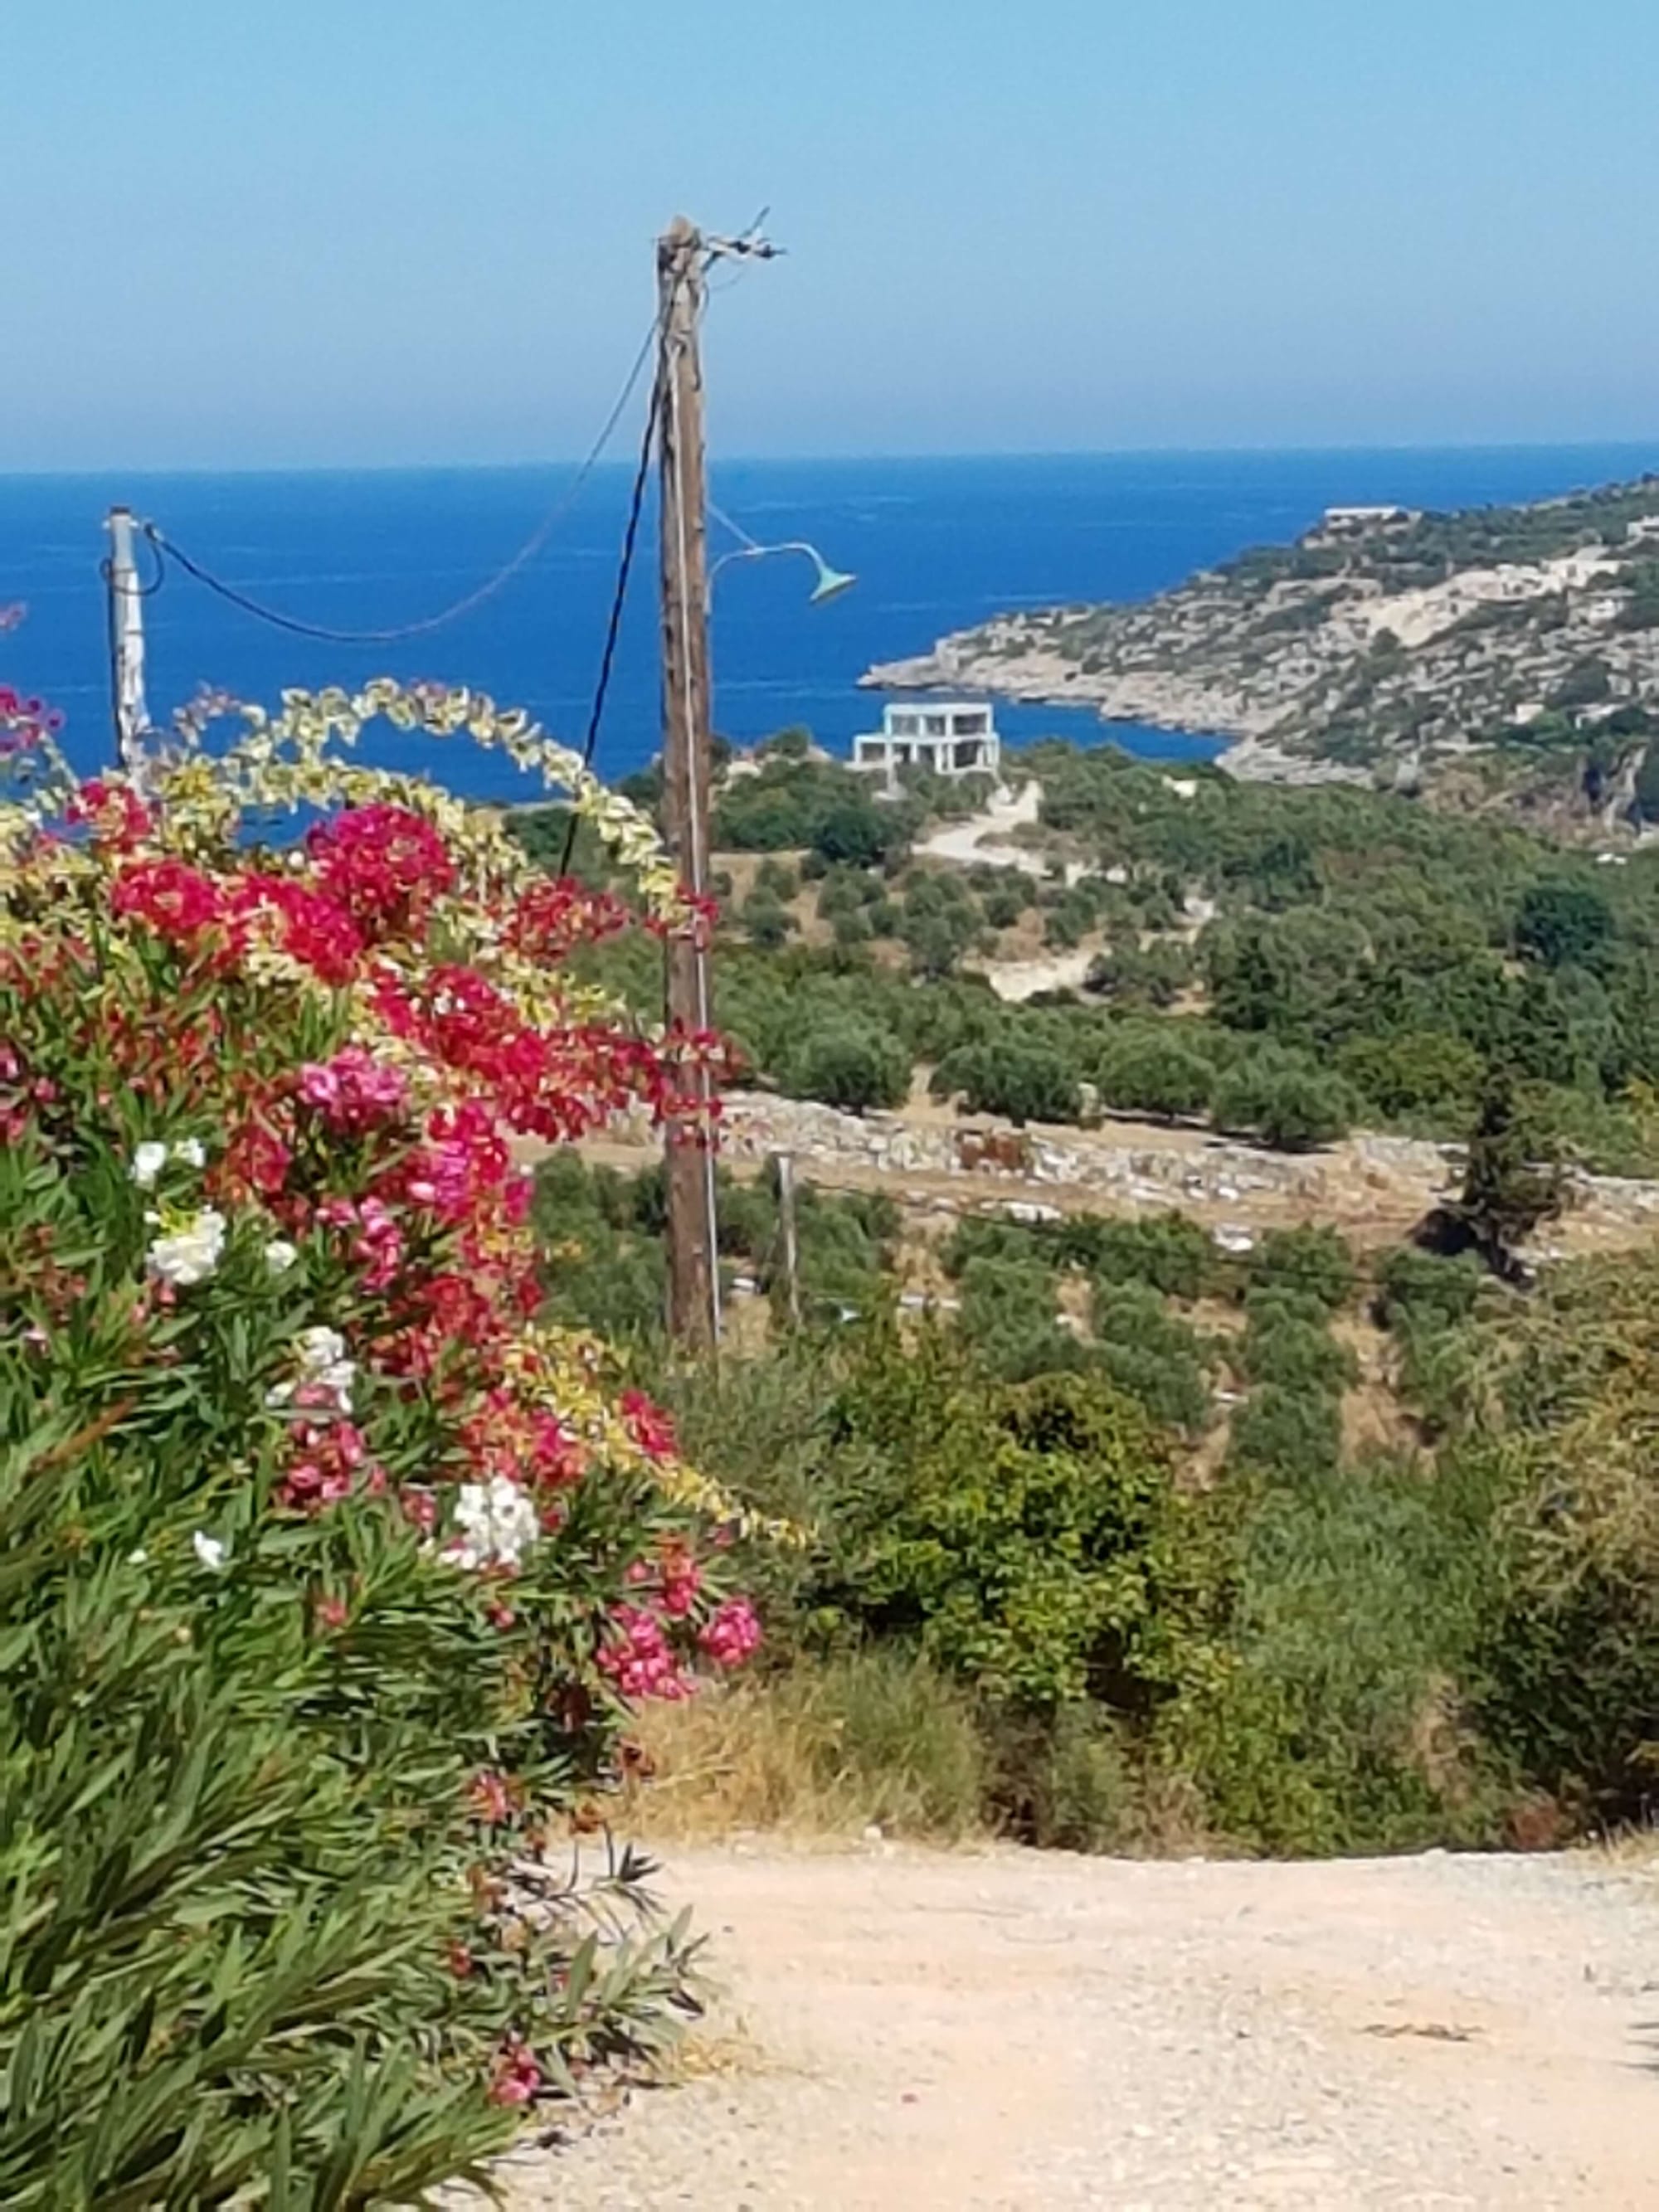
[865,476,1659,814]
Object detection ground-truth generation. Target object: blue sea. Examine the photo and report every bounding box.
[5,445,1657,802]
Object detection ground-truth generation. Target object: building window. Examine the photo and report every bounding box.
[924,714,947,737]
[889,712,920,737]
[952,712,987,735]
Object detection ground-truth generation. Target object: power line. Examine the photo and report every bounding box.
[139,315,661,646]
[558,356,664,876]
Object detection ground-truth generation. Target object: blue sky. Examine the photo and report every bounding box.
[7,0,1657,467]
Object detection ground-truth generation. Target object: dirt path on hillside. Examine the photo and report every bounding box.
[494,1842,1658,2211]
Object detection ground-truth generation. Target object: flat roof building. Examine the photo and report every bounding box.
[851,700,1000,795]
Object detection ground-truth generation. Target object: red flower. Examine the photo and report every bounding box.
[233,874,363,984]
[307,804,455,940]
[620,1389,676,1463]
[68,778,153,848]
[110,857,226,943]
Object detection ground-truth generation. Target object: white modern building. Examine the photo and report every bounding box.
[851,699,1001,794]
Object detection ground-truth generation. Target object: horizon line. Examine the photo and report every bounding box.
[4,435,1659,484]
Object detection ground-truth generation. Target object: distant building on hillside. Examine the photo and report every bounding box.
[1315,504,1421,537]
[851,699,1001,795]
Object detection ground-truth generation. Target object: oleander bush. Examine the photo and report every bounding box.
[0,679,767,2204]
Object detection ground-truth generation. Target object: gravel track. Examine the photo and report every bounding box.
[492,1839,1659,2211]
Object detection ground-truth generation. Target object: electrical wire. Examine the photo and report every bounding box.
[706,495,763,554]
[557,358,664,875]
[140,315,662,646]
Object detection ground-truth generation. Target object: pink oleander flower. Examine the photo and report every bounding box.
[596,1603,691,1701]
[699,1597,762,1670]
[487,2035,542,2107]
[297,1044,408,1131]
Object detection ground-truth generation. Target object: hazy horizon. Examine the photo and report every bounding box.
[6,436,1659,487]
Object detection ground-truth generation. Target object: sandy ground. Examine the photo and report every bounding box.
[494,1840,1659,2211]
[917,781,1046,874]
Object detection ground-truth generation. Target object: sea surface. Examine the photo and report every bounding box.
[5,445,1657,801]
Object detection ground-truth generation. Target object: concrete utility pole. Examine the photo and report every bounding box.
[657,216,722,1351]
[771,1150,802,1328]
[105,507,151,783]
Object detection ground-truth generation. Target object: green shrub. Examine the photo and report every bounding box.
[1157,1463,1505,1854]
[812,1331,1185,1709]
[988,1704,1135,1851]
[1238,1313,1357,1395]
[1228,1384,1342,1482]
[756,857,800,900]
[1097,1031,1214,1121]
[1072,1211,1217,1300]
[932,1040,1081,1125]
[740,889,795,947]
[954,1257,1084,1383]
[1248,1224,1355,1311]
[1091,1284,1213,1434]
[1213,1053,1358,1151]
[1375,1246,1486,1333]
[798,1649,988,1837]
[783,1021,912,1114]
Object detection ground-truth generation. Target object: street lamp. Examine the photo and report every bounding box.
[705,498,856,608]
[708,538,858,605]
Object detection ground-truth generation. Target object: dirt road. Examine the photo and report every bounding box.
[497,1840,1657,2211]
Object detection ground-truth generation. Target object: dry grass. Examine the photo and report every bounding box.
[615,1655,989,1847]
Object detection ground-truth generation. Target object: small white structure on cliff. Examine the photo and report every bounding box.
[851,700,1000,794]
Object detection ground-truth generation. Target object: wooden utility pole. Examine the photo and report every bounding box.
[105,507,151,784]
[657,216,721,1351]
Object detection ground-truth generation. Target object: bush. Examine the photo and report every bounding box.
[1515,878,1613,970]
[755,856,800,900]
[1228,1385,1342,1482]
[1249,1224,1355,1312]
[1238,1312,1357,1396]
[1213,1053,1358,1151]
[1157,1462,1505,1854]
[812,1330,1185,1709]
[932,1040,1082,1125]
[782,1020,912,1114]
[1092,1284,1214,1433]
[1375,1246,1486,1333]
[0,683,758,2197]
[1071,1211,1218,1300]
[740,889,795,947]
[954,1257,1084,1383]
[987,1704,1136,1851]
[1097,1032,1214,1121]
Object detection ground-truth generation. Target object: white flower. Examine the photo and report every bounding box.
[296,1325,347,1369]
[263,1239,299,1274]
[445,1475,540,1573]
[145,1208,228,1289]
[267,1322,354,1412]
[129,1141,169,1189]
[192,1530,227,1571]
[126,1547,149,1566]
[173,1137,207,1169]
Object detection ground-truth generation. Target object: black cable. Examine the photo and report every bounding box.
[141,316,660,647]
[557,360,663,877]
